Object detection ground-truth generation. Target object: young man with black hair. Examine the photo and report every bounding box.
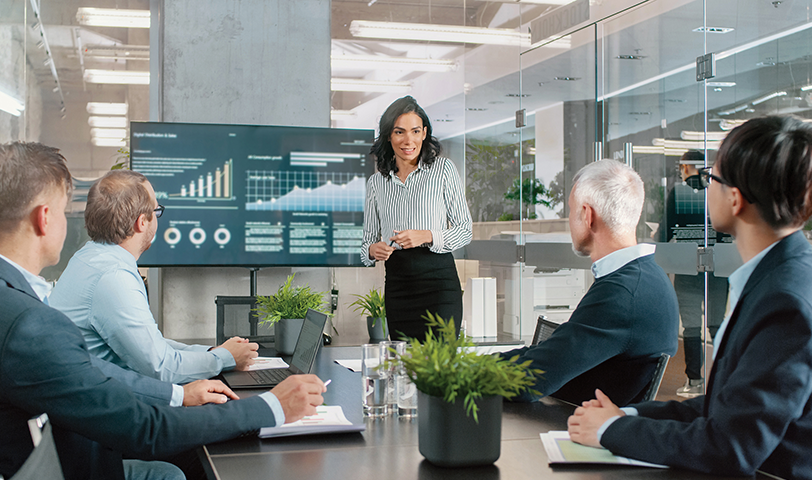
[568,116,812,479]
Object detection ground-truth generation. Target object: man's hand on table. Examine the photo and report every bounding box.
[218,336,259,370]
[567,389,624,448]
[271,375,326,423]
[183,379,240,406]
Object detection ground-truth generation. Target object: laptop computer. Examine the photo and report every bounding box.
[221,308,327,389]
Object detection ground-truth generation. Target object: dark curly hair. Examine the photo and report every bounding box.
[715,115,812,229]
[369,96,442,178]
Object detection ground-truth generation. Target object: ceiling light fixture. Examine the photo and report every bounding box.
[330,110,356,119]
[331,55,457,72]
[330,78,411,93]
[86,102,129,115]
[717,104,749,116]
[83,69,149,85]
[0,89,25,116]
[652,138,722,150]
[751,91,787,105]
[349,20,530,47]
[801,84,812,91]
[88,116,129,128]
[680,131,728,141]
[83,44,150,61]
[692,26,734,34]
[706,81,736,87]
[76,8,150,28]
[720,119,747,131]
[90,128,128,139]
[92,137,127,148]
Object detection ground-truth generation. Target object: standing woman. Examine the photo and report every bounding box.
[361,96,472,340]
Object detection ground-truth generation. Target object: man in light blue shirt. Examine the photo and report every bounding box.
[50,170,258,384]
[567,116,812,479]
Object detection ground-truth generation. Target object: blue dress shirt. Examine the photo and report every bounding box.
[50,241,237,384]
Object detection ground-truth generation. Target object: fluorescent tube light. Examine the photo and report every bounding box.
[652,138,722,150]
[76,8,150,28]
[720,119,747,131]
[87,102,128,115]
[330,110,356,119]
[706,82,736,87]
[331,55,457,72]
[331,78,412,93]
[83,69,149,85]
[83,44,150,61]
[88,116,128,128]
[751,91,787,105]
[680,131,728,141]
[717,104,749,116]
[0,89,24,116]
[692,26,734,34]
[92,137,127,148]
[350,20,530,47]
[91,128,128,139]
[801,84,812,91]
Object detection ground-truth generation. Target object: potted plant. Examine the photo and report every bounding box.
[348,288,388,342]
[255,274,330,355]
[392,313,540,467]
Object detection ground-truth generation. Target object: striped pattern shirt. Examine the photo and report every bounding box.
[361,157,472,266]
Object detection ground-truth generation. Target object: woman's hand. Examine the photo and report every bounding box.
[369,241,395,261]
[390,230,433,249]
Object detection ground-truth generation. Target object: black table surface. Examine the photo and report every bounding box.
[204,346,765,480]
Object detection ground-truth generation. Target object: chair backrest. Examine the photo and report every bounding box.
[9,414,64,480]
[532,315,558,345]
[642,353,671,402]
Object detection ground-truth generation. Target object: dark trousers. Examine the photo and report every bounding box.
[674,273,728,379]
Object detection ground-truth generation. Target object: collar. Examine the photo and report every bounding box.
[388,159,429,180]
[0,252,52,302]
[591,243,656,279]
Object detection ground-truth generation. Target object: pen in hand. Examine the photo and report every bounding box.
[324,379,332,387]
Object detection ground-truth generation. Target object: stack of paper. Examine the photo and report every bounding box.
[259,406,365,438]
[540,431,667,468]
[248,357,289,371]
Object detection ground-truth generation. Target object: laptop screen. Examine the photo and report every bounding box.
[290,309,327,372]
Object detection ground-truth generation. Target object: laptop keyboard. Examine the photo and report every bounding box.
[248,368,293,384]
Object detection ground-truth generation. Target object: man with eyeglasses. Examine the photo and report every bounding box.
[656,150,729,398]
[50,170,259,384]
[568,116,812,479]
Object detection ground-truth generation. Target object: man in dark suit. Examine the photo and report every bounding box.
[502,159,679,406]
[0,142,326,480]
[568,116,812,479]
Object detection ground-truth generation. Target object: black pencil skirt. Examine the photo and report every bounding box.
[384,247,462,341]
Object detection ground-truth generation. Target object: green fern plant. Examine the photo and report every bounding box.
[393,313,541,423]
[348,288,386,329]
[255,274,330,326]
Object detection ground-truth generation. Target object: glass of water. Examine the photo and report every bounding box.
[394,343,417,417]
[380,340,406,414]
[361,343,387,417]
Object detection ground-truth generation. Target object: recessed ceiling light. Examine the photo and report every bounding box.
[504,93,530,97]
[629,112,652,115]
[466,108,487,111]
[692,26,734,34]
[554,76,580,81]
[707,82,736,87]
[665,99,687,103]
[434,118,454,122]
[616,55,646,60]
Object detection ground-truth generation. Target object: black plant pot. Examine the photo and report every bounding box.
[417,391,502,467]
[366,316,389,342]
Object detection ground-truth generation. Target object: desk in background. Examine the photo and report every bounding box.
[205,346,768,480]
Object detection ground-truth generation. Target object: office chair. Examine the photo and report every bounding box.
[642,353,671,402]
[8,413,64,480]
[532,315,558,345]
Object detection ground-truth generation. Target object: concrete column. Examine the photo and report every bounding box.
[148,0,331,340]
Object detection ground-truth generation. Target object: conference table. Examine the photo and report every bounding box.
[204,346,768,480]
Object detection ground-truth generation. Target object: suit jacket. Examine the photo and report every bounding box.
[602,231,812,479]
[0,258,276,480]
[504,255,679,406]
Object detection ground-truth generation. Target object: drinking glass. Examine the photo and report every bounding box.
[394,343,418,417]
[361,343,387,417]
[380,340,406,413]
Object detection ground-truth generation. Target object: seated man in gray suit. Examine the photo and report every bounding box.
[50,169,257,384]
[568,116,812,479]
[502,160,679,406]
[0,142,326,480]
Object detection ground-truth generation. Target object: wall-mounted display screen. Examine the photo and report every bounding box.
[130,122,375,267]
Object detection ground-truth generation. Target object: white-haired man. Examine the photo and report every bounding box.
[503,159,679,406]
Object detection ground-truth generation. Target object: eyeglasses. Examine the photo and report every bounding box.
[697,167,730,189]
[153,205,165,218]
[698,167,754,203]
